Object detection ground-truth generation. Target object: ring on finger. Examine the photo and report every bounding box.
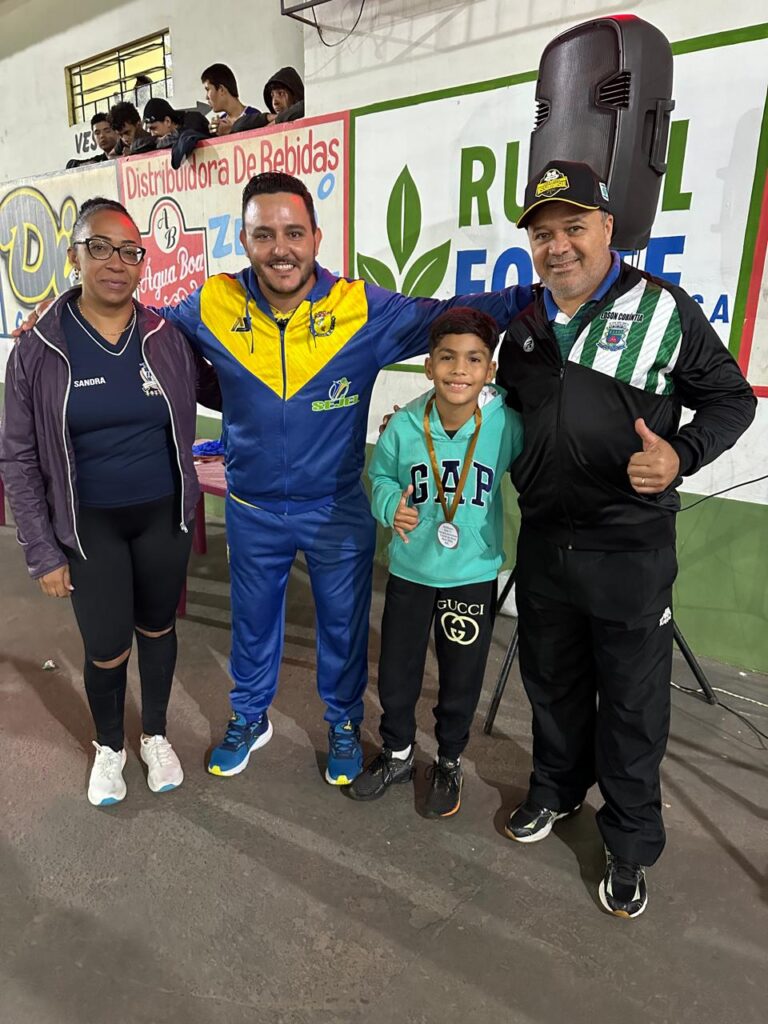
[641,477,646,486]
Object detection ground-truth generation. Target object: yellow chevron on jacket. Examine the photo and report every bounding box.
[200,275,283,395]
[283,278,368,399]
[200,274,369,399]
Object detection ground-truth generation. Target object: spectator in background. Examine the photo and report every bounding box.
[133,74,153,110]
[201,63,265,136]
[109,101,155,155]
[66,112,119,169]
[92,113,119,157]
[142,99,209,149]
[143,98,181,143]
[263,67,305,124]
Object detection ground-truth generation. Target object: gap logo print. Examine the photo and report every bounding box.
[410,461,495,508]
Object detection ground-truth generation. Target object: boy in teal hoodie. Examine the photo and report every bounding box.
[347,308,524,817]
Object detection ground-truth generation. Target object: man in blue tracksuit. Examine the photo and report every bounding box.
[156,172,531,783]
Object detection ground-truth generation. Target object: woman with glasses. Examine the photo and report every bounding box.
[0,197,219,806]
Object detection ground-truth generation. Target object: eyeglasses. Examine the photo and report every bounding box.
[74,237,147,265]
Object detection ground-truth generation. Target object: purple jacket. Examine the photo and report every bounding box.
[0,288,220,579]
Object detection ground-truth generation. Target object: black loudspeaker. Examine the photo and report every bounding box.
[529,15,674,250]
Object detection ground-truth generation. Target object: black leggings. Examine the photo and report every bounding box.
[66,496,193,749]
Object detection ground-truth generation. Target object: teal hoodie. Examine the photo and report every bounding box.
[369,385,524,588]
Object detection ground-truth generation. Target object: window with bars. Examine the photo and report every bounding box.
[66,30,173,127]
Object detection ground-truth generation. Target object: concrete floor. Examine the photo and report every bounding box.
[1,521,766,1024]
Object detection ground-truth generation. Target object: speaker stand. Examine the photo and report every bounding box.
[483,573,717,736]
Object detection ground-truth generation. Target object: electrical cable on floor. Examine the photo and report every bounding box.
[678,472,768,511]
[671,681,768,746]
[709,687,768,710]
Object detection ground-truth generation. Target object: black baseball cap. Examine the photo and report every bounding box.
[517,160,610,228]
[143,98,178,125]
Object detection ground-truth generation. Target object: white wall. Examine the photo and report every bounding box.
[304,0,766,110]
[0,0,304,182]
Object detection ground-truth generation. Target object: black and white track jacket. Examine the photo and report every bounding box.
[497,261,756,551]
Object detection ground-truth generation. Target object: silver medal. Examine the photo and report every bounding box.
[437,522,460,549]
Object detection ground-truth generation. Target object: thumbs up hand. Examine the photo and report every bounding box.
[627,418,681,494]
[393,484,419,542]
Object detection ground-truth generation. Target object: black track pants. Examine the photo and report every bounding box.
[516,527,677,866]
[377,574,497,760]
[66,496,192,749]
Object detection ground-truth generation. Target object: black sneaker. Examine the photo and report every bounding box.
[504,799,582,843]
[424,756,463,818]
[345,748,414,801]
[598,849,648,918]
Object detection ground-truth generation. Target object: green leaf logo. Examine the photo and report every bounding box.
[356,165,450,299]
[356,253,397,291]
[387,166,421,272]
[402,241,451,298]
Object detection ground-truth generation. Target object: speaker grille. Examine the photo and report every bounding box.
[597,71,631,108]
[534,99,550,131]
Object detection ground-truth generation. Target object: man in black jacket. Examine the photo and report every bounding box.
[109,101,155,154]
[65,112,119,169]
[497,161,756,918]
[142,98,210,149]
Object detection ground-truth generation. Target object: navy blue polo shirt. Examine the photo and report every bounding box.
[63,301,178,507]
[545,251,621,363]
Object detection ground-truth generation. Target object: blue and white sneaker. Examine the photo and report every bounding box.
[207,711,273,777]
[325,720,363,785]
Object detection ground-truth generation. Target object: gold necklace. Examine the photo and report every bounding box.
[77,298,135,335]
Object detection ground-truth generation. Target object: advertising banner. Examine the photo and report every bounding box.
[117,113,348,307]
[0,113,348,368]
[0,164,117,365]
[352,34,768,394]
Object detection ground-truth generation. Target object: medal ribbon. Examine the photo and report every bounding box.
[423,397,483,526]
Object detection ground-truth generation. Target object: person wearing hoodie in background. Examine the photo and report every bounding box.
[347,308,524,818]
[263,66,305,124]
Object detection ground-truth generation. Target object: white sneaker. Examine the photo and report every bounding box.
[140,734,184,793]
[88,742,127,806]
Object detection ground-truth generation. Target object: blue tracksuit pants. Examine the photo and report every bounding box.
[225,485,377,724]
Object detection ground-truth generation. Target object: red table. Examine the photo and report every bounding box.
[178,459,226,617]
